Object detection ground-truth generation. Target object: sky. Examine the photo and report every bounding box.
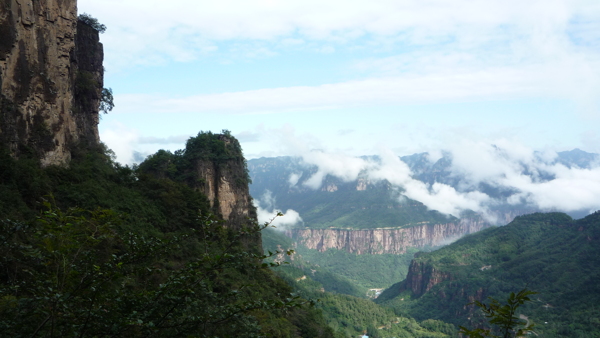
[79,0,600,164]
[78,0,600,220]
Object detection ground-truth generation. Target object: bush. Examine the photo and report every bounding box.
[78,13,106,33]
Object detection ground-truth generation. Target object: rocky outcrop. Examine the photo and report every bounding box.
[286,218,488,254]
[193,135,256,229]
[401,260,452,297]
[0,0,102,166]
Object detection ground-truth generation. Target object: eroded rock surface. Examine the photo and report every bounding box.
[286,218,488,254]
[0,0,102,165]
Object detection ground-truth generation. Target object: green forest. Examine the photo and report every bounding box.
[376,212,600,337]
[262,227,456,337]
[0,134,336,337]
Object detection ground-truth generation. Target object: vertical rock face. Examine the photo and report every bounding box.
[401,260,452,297]
[193,135,256,229]
[0,0,102,166]
[286,218,488,255]
[72,20,102,146]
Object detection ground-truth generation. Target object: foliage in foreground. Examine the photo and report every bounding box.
[0,134,335,337]
[459,289,537,338]
[0,204,314,337]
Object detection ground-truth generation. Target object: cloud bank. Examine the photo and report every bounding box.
[279,132,600,221]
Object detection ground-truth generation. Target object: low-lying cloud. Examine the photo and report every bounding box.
[254,190,303,230]
[282,136,600,222]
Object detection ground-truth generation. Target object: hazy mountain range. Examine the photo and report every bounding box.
[248,148,600,229]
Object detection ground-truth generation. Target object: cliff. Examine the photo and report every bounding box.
[0,0,102,166]
[286,218,488,255]
[401,260,453,297]
[190,134,256,229]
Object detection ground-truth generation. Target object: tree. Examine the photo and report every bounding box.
[99,87,114,114]
[459,289,537,338]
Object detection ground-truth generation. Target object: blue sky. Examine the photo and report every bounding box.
[79,0,600,164]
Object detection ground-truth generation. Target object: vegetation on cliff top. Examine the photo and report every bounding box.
[78,13,107,34]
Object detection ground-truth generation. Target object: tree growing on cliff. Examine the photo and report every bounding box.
[78,13,107,33]
[99,87,114,114]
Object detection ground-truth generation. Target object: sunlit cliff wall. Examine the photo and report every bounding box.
[286,218,488,254]
[193,135,257,230]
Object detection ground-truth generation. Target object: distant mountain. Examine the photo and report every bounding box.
[556,148,600,169]
[249,156,457,230]
[248,149,599,230]
[376,211,600,337]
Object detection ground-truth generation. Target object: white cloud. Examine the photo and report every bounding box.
[268,131,600,220]
[89,0,600,218]
[367,148,492,217]
[99,122,140,164]
[84,0,599,120]
[254,190,303,229]
[288,173,301,187]
[82,0,599,45]
[112,61,598,115]
[446,139,600,214]
[82,0,600,92]
[99,123,191,165]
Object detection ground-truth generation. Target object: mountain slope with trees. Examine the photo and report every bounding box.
[0,133,336,337]
[376,212,600,337]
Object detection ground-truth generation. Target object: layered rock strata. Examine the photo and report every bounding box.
[286,218,488,255]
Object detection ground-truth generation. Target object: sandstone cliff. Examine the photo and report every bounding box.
[188,133,256,229]
[0,0,102,166]
[286,218,488,255]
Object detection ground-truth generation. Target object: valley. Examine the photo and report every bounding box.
[250,153,600,337]
[2,1,600,336]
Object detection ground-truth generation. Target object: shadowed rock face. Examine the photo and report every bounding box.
[0,0,102,166]
[286,218,488,255]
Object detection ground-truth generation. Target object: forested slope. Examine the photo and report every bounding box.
[377,212,600,337]
[262,227,457,338]
[0,133,336,337]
